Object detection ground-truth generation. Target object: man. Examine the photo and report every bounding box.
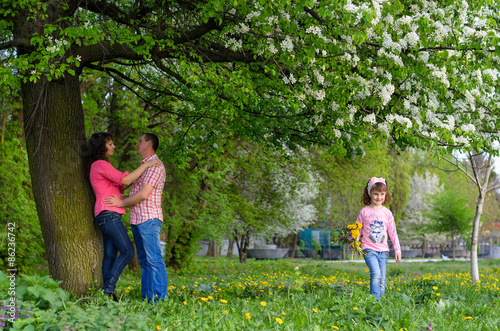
[105,133,168,302]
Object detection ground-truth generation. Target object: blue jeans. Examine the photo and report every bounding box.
[132,218,168,302]
[95,211,135,294]
[363,249,389,300]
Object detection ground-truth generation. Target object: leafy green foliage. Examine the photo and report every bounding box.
[0,137,44,274]
[426,188,474,240]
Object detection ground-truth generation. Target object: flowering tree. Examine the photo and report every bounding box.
[1,0,499,294]
[438,152,500,281]
[399,171,444,256]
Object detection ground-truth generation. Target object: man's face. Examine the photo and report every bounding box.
[136,135,149,158]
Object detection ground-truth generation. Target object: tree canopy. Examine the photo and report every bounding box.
[2,0,500,154]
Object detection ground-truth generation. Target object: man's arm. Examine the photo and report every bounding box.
[104,184,154,207]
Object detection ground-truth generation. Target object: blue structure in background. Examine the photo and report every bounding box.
[298,229,342,259]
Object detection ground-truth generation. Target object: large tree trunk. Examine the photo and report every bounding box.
[21,75,103,295]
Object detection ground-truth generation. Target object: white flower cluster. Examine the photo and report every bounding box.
[461,124,476,133]
[386,114,412,128]
[363,113,377,125]
[310,89,326,101]
[267,40,278,54]
[379,83,395,106]
[405,31,420,48]
[225,38,243,51]
[418,52,429,63]
[483,68,499,81]
[245,11,261,21]
[45,36,68,53]
[344,1,358,14]
[430,66,450,88]
[335,118,344,126]
[378,122,390,137]
[313,69,325,85]
[305,26,322,35]
[378,48,404,66]
[281,35,294,52]
[333,129,342,138]
[235,23,250,34]
[348,104,357,122]
[433,22,450,42]
[452,134,470,147]
[313,114,323,125]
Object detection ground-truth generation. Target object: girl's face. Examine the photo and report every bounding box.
[105,139,115,157]
[370,190,386,207]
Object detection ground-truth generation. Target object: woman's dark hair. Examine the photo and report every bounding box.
[85,132,113,176]
[361,181,391,206]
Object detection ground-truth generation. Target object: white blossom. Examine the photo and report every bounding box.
[363,113,377,125]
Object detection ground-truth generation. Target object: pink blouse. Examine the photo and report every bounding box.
[89,160,129,216]
[356,206,401,254]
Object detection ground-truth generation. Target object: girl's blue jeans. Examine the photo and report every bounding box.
[363,249,389,300]
[95,211,135,294]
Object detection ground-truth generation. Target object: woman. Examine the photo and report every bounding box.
[87,132,159,301]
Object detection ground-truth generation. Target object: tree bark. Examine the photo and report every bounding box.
[289,233,299,259]
[226,239,235,259]
[206,240,220,258]
[470,193,485,282]
[235,230,249,264]
[452,235,456,261]
[21,74,103,295]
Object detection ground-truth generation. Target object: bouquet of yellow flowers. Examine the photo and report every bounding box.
[335,221,365,257]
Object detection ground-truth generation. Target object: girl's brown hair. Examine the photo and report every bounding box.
[361,181,391,206]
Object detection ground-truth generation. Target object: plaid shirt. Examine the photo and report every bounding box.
[129,154,166,225]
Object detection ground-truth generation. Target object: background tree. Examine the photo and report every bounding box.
[438,152,500,281]
[425,188,474,260]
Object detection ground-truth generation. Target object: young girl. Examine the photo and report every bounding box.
[356,177,401,300]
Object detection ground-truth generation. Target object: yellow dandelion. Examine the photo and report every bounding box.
[353,307,358,311]
[436,293,441,297]
[462,316,472,320]
[260,301,267,306]
[276,318,283,324]
[245,313,251,319]
[432,286,438,290]
[220,299,228,304]
[183,301,187,305]
[332,326,339,330]
[208,296,213,300]
[200,297,209,302]
[313,308,317,313]
[282,312,286,316]
[224,310,228,314]
[156,326,161,330]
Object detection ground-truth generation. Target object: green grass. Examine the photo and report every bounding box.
[2,257,500,330]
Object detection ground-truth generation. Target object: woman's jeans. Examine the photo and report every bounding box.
[132,218,169,302]
[363,249,389,300]
[95,211,135,294]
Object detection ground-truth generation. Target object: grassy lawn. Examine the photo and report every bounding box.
[2,257,499,330]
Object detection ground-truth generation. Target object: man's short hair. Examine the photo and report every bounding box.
[143,133,159,152]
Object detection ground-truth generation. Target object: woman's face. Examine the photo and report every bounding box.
[105,139,115,157]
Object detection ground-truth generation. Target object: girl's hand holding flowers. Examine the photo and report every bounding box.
[337,221,365,257]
